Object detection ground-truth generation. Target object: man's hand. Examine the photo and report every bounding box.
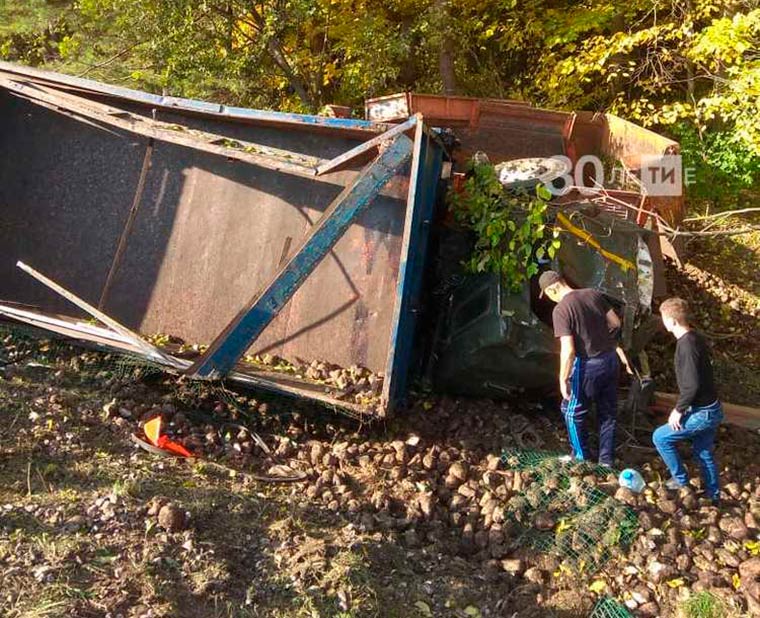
[668,409,683,431]
[615,347,635,375]
[622,358,635,375]
[559,336,575,402]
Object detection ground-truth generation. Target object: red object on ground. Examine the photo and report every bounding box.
[143,416,193,457]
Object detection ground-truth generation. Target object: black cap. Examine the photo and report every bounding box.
[538,270,563,297]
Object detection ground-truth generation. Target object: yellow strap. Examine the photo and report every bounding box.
[555,212,636,273]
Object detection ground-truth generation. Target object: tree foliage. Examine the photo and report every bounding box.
[449,165,560,292]
[1,0,758,206]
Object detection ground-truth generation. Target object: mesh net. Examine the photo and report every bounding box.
[0,323,270,424]
[589,597,634,618]
[2,322,172,390]
[500,448,639,574]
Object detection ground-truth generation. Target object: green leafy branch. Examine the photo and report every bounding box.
[449,163,561,293]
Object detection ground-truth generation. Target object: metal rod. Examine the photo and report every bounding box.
[316,116,418,176]
[0,77,324,176]
[16,261,175,364]
[98,138,154,309]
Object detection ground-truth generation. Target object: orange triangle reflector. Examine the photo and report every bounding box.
[144,416,162,446]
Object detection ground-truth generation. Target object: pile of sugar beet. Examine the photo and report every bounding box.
[102,370,760,618]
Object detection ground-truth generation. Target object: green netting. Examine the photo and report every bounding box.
[500,448,640,574]
[0,322,175,392]
[500,448,612,476]
[590,597,633,618]
[111,354,166,381]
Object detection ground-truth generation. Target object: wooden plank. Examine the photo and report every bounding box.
[653,392,760,431]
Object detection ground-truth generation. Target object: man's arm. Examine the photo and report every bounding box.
[616,346,634,375]
[605,308,621,333]
[559,335,575,400]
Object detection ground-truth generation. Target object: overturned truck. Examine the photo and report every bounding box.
[0,63,680,417]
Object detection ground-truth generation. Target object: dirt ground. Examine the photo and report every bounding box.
[1,229,759,618]
[648,223,760,408]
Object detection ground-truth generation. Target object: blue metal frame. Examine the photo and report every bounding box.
[0,62,448,415]
[382,126,445,410]
[187,131,416,379]
[0,61,386,133]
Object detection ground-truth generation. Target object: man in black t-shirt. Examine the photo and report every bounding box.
[539,271,630,466]
[653,297,723,503]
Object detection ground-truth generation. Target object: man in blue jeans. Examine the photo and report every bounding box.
[653,297,723,504]
[539,271,631,467]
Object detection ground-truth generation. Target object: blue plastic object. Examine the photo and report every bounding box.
[618,468,645,493]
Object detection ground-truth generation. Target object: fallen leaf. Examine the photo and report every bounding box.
[414,600,432,617]
[589,580,606,593]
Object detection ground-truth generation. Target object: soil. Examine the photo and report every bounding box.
[0,223,758,618]
[648,223,760,407]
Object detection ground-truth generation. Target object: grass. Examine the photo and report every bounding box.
[681,592,728,618]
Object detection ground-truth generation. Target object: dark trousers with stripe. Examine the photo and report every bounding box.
[561,350,619,466]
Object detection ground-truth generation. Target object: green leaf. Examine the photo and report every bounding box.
[536,183,552,201]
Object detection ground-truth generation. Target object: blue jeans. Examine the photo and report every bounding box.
[652,400,723,499]
[561,350,619,466]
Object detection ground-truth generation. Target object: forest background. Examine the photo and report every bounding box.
[1,0,759,210]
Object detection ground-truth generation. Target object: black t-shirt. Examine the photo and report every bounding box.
[674,330,718,412]
[552,289,617,358]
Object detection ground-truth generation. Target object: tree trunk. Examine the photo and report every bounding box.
[435,0,457,95]
[265,38,316,111]
[233,3,318,111]
[440,39,457,95]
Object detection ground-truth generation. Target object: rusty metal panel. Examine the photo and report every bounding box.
[185,132,416,378]
[93,138,410,372]
[0,91,145,313]
[0,67,442,417]
[366,96,682,229]
[600,113,684,226]
[602,113,680,169]
[569,112,606,162]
